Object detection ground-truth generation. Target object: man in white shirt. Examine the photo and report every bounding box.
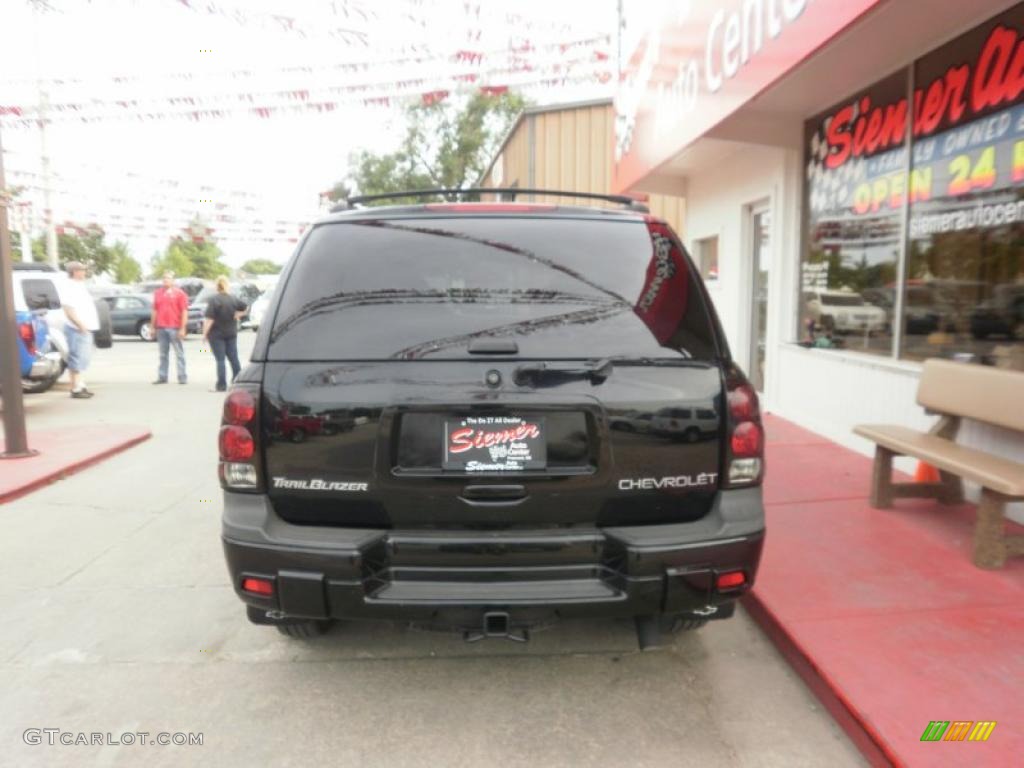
[61,261,100,399]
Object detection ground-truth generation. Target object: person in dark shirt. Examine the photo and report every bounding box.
[202,276,248,392]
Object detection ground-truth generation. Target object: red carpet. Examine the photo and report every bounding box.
[0,425,151,503]
[748,414,1023,767]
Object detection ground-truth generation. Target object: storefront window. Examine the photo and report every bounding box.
[800,3,1024,368]
[801,70,908,355]
[903,7,1024,364]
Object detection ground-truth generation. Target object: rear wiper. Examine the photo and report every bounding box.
[513,358,613,386]
[605,355,700,366]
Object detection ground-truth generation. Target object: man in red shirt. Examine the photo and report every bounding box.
[151,271,189,384]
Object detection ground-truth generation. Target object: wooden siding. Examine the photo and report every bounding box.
[482,103,685,236]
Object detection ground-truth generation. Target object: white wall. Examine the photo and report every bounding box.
[684,142,792,386]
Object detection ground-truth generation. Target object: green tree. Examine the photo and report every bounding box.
[30,223,118,275]
[239,258,282,275]
[150,219,229,279]
[150,245,194,278]
[110,242,142,284]
[343,91,525,205]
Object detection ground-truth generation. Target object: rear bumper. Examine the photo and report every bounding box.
[222,488,765,629]
[28,351,62,380]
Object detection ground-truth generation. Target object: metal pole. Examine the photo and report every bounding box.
[0,122,33,458]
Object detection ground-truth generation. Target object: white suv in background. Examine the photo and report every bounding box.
[804,289,887,334]
[652,406,719,442]
[11,264,114,365]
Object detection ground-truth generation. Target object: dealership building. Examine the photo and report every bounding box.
[613,0,1024,519]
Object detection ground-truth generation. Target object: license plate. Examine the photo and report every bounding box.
[443,416,547,471]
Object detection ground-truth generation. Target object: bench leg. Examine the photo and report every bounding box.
[973,489,1007,570]
[870,447,894,509]
[938,470,964,505]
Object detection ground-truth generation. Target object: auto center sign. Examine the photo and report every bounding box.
[613,0,883,193]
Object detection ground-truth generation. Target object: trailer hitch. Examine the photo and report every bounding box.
[463,611,529,643]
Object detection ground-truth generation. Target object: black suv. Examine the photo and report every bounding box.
[219,190,765,646]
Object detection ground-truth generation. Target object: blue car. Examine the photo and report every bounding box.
[16,309,62,393]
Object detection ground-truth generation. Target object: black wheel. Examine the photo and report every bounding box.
[288,428,307,443]
[93,300,113,349]
[683,427,701,443]
[276,620,332,639]
[659,615,708,634]
[22,374,60,394]
[820,314,835,333]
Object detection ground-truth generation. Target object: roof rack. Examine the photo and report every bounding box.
[331,188,649,213]
[12,262,57,272]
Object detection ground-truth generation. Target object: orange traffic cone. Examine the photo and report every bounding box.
[914,461,941,483]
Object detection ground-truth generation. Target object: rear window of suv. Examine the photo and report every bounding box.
[268,216,719,361]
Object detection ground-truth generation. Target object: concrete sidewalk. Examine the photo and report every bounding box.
[0,336,863,767]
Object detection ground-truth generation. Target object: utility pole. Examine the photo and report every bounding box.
[39,84,58,269]
[18,204,32,262]
[0,122,33,458]
[32,2,57,269]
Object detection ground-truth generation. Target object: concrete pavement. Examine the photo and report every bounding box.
[1,333,865,767]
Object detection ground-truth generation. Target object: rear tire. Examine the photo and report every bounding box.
[22,374,59,394]
[93,300,113,349]
[276,620,332,639]
[137,321,155,342]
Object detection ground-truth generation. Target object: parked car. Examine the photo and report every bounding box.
[219,191,765,645]
[12,265,113,377]
[189,282,257,328]
[969,284,1024,340]
[609,410,654,434]
[12,297,61,394]
[804,289,887,333]
[102,293,204,340]
[136,277,209,301]
[246,286,275,331]
[652,406,719,442]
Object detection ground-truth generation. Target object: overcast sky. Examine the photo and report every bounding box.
[1,0,621,269]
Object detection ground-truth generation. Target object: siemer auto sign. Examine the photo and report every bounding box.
[613,0,883,193]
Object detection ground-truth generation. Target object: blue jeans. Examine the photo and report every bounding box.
[157,328,186,383]
[210,335,240,390]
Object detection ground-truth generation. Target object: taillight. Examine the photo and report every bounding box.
[716,570,747,591]
[241,577,274,596]
[219,426,254,461]
[725,368,764,486]
[731,421,762,457]
[224,390,256,425]
[218,383,261,491]
[18,322,36,357]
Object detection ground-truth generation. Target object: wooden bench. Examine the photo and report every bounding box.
[855,359,1024,569]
